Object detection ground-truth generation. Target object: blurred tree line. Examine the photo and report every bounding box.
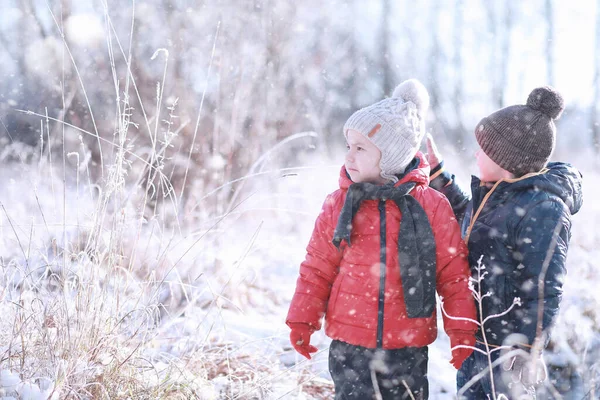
[0,0,598,219]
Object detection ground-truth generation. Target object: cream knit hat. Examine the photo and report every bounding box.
[343,79,430,182]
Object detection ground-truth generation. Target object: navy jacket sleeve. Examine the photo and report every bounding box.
[430,169,472,226]
[513,198,571,346]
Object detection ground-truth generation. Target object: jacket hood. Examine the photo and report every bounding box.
[473,162,583,215]
[534,162,583,214]
[339,151,431,190]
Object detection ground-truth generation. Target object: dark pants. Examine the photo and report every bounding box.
[456,342,535,399]
[328,340,429,400]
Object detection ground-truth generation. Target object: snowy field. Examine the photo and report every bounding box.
[2,0,600,398]
[0,140,597,399]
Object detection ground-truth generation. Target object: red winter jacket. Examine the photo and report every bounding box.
[286,153,477,349]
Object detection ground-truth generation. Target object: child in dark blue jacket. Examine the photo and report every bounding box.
[426,86,583,399]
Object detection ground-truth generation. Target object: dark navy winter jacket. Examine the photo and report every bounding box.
[431,162,583,347]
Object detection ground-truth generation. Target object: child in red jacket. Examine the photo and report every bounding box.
[286,79,478,399]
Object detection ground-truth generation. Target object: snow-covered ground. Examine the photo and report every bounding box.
[0,143,597,399]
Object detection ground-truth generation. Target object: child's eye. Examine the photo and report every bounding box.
[346,144,350,150]
[357,147,364,151]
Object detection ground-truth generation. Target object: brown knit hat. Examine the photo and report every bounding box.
[475,86,565,176]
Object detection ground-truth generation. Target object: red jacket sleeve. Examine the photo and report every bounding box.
[286,194,343,332]
[432,195,478,336]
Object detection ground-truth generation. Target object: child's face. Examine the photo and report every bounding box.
[345,129,386,184]
[476,147,512,182]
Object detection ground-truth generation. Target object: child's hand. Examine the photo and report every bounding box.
[289,324,318,360]
[502,350,547,387]
[425,133,443,169]
[449,333,476,369]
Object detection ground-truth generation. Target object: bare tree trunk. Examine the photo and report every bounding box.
[23,0,48,38]
[486,2,512,109]
[401,0,416,79]
[592,0,600,153]
[453,0,465,147]
[428,0,446,137]
[60,0,72,20]
[546,0,555,86]
[498,2,513,108]
[348,0,359,109]
[485,2,500,108]
[380,0,392,95]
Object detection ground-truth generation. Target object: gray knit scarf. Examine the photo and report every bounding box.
[332,181,436,318]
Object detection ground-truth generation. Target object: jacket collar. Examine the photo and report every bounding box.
[469,162,582,215]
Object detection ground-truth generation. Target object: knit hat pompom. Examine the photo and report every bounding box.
[526,86,565,120]
[392,79,430,116]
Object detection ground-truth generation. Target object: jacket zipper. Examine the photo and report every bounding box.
[377,200,386,348]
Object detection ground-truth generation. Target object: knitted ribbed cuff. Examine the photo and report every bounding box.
[429,160,444,178]
[430,169,453,191]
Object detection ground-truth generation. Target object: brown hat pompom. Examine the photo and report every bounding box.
[526,86,565,120]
